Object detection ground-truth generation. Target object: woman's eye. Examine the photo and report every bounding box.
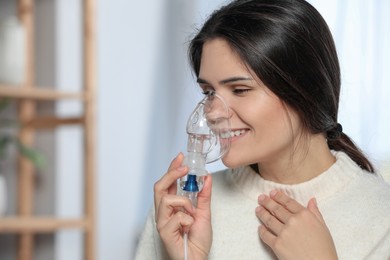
[202,90,215,96]
[233,88,250,95]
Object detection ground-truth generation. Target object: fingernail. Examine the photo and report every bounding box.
[313,197,318,207]
[177,166,187,172]
[258,194,266,202]
[270,190,278,197]
[255,206,261,213]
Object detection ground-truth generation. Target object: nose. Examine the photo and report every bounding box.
[204,93,231,126]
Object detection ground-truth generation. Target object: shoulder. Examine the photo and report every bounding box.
[358,173,390,216]
[333,151,390,197]
[348,159,390,207]
[355,171,390,212]
[320,154,390,258]
[322,152,390,221]
[324,152,390,220]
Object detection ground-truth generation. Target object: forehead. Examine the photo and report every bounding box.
[199,38,250,80]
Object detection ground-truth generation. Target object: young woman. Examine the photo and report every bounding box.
[135,0,390,259]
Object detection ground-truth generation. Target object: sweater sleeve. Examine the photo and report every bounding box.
[134,208,170,260]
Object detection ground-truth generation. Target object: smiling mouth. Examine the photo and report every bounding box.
[221,129,248,139]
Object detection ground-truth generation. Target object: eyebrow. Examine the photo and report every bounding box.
[197,76,253,85]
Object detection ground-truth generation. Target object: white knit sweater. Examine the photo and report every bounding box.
[135,152,390,259]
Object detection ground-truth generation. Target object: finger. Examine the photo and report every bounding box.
[167,153,187,195]
[161,153,187,192]
[168,152,185,171]
[159,210,195,242]
[154,153,188,212]
[196,175,212,211]
[258,194,292,224]
[156,194,195,231]
[307,197,326,225]
[269,190,304,214]
[258,224,277,248]
[256,205,284,236]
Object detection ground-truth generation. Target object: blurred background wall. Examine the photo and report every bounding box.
[0,0,389,260]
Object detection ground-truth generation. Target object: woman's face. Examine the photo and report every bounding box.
[198,38,302,168]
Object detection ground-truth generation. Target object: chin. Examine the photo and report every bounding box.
[221,154,246,169]
[221,148,262,169]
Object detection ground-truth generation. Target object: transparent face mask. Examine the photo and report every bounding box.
[186,93,231,162]
[178,92,231,206]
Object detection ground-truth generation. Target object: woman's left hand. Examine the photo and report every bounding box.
[256,190,338,260]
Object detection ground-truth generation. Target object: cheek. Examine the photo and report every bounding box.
[222,96,301,166]
[245,101,299,155]
[247,101,289,133]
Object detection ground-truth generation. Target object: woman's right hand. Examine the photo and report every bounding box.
[154,152,213,260]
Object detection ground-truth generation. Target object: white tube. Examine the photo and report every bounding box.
[184,232,188,260]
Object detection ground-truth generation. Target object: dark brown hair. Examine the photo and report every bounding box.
[189,0,374,172]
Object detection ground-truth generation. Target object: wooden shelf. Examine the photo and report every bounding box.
[1,0,97,259]
[25,116,85,129]
[0,217,88,233]
[0,85,85,101]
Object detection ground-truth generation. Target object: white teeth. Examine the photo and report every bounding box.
[220,129,247,138]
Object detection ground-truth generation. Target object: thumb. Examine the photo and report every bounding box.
[307,197,326,225]
[196,175,212,211]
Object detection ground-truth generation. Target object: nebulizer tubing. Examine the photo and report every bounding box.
[177,92,231,260]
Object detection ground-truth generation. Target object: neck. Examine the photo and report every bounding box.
[257,134,335,184]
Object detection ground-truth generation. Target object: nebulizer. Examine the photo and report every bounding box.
[177,92,231,259]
